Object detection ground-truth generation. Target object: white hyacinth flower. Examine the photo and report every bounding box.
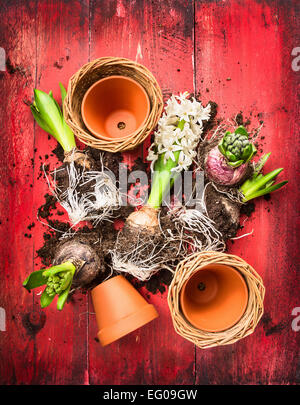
[147,92,211,172]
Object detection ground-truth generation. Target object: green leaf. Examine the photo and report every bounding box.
[225,150,238,162]
[57,281,72,310]
[32,88,76,152]
[243,181,288,202]
[227,159,244,168]
[243,168,283,198]
[33,89,64,138]
[218,143,226,157]
[34,90,62,125]
[23,269,48,291]
[253,152,271,178]
[147,152,181,208]
[59,82,67,107]
[30,105,52,134]
[49,91,63,118]
[265,180,275,188]
[241,144,251,160]
[42,261,76,278]
[40,288,56,308]
[234,126,248,137]
[245,144,257,162]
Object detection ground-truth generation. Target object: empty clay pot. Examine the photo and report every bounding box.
[91,275,158,346]
[180,264,248,332]
[81,75,150,141]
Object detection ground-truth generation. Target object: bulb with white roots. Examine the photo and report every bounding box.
[82,170,122,226]
[110,230,177,281]
[170,206,226,253]
[42,159,122,227]
[60,188,91,227]
[167,184,226,254]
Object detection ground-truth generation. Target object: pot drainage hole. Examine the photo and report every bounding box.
[197,282,206,291]
[117,121,126,130]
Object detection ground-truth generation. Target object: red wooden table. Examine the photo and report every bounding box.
[0,0,299,385]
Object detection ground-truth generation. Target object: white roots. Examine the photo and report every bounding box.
[80,170,122,226]
[43,154,122,227]
[110,187,225,281]
[209,181,245,204]
[167,183,225,253]
[110,232,176,281]
[169,206,226,253]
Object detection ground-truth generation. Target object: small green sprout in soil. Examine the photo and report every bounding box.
[239,153,288,202]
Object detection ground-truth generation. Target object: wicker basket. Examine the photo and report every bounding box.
[64,57,163,152]
[168,251,265,349]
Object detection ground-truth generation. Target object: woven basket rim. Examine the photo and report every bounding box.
[64,57,163,152]
[167,251,265,349]
[80,74,151,142]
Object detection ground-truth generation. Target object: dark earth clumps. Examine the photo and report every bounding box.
[32,102,265,298]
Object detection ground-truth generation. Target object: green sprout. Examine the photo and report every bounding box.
[147,119,185,209]
[239,152,288,202]
[23,261,76,310]
[218,126,257,168]
[30,83,76,152]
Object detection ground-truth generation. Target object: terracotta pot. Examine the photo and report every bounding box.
[81,75,150,141]
[91,275,158,346]
[180,264,248,332]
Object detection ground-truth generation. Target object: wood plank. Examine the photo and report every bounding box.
[88,0,196,385]
[194,0,299,384]
[0,0,37,384]
[29,0,90,384]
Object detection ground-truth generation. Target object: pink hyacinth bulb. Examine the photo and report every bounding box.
[205,146,248,186]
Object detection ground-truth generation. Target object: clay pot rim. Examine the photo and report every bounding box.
[179,264,249,333]
[91,275,159,347]
[81,75,151,142]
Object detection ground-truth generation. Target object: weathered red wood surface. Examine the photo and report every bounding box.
[0,0,299,385]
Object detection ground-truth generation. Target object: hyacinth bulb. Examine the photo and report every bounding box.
[205,146,248,186]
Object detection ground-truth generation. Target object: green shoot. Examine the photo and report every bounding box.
[23,261,76,310]
[239,153,288,202]
[30,83,76,152]
[218,126,256,168]
[147,119,185,209]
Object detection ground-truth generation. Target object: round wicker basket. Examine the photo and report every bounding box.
[64,57,163,152]
[167,251,265,349]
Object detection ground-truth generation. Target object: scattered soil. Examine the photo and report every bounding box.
[33,102,266,296]
[205,184,241,239]
[6,57,28,76]
[235,111,251,127]
[37,193,57,220]
[132,269,173,296]
[240,202,255,217]
[131,156,148,173]
[203,101,218,133]
[52,144,65,162]
[87,147,124,180]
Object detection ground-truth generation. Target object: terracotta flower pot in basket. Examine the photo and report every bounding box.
[64,57,163,152]
[91,275,159,347]
[168,251,265,349]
